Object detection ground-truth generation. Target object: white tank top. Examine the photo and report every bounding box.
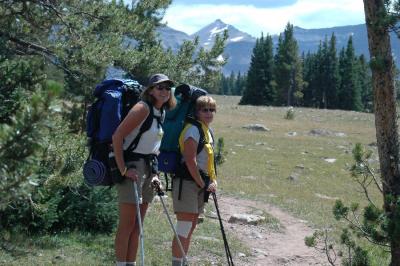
[123,101,163,155]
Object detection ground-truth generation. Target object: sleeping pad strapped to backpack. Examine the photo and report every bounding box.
[83,78,155,186]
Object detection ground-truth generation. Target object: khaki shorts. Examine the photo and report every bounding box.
[172,178,205,214]
[115,158,155,204]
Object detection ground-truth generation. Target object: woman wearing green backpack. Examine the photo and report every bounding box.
[171,95,218,266]
[112,74,176,266]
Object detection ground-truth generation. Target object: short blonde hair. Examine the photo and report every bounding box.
[195,95,217,112]
[141,82,177,110]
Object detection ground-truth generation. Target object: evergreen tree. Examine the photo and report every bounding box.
[338,37,363,111]
[0,0,228,228]
[338,47,346,108]
[325,34,340,109]
[240,38,263,105]
[219,71,246,96]
[226,71,235,95]
[0,55,58,210]
[305,34,340,109]
[220,73,228,94]
[315,39,329,108]
[302,52,317,107]
[313,41,327,108]
[240,34,275,105]
[329,1,400,263]
[233,71,245,95]
[274,23,304,106]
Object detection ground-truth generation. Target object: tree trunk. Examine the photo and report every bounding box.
[363,1,400,265]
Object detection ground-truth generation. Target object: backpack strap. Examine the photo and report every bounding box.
[177,118,212,200]
[185,117,207,155]
[209,128,217,176]
[125,100,157,152]
[88,99,103,157]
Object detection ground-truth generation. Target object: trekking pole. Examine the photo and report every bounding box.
[153,181,187,266]
[212,192,234,266]
[133,181,145,266]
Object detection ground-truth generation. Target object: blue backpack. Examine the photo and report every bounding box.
[158,84,207,178]
[83,79,154,186]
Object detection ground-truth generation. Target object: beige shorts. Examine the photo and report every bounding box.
[172,178,205,214]
[115,158,155,204]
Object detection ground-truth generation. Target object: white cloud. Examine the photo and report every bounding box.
[163,0,365,37]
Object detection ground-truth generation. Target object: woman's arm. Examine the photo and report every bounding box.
[112,102,149,179]
[183,138,205,188]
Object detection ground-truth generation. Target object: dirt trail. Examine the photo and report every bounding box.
[214,195,329,266]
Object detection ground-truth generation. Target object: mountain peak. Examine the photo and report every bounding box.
[213,19,226,25]
[201,19,229,33]
[191,19,255,48]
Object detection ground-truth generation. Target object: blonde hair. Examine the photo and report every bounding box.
[141,83,177,110]
[195,95,217,112]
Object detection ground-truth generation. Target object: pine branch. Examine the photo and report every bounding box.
[343,209,390,248]
[0,31,53,55]
[363,160,384,193]
[0,31,80,79]
[322,229,338,266]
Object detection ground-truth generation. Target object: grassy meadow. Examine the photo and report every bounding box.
[1,94,389,265]
[213,95,387,264]
[214,95,380,224]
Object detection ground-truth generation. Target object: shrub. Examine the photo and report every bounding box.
[215,137,227,165]
[0,116,118,234]
[285,106,295,120]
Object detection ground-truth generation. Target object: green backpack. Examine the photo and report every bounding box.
[157,84,207,176]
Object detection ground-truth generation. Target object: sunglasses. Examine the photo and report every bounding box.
[155,84,172,91]
[200,108,216,113]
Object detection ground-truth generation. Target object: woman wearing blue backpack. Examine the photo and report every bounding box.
[112,74,176,266]
[171,95,218,266]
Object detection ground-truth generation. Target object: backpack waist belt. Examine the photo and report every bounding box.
[124,152,159,175]
[175,162,210,201]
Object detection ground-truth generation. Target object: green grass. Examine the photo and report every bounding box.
[213,95,388,265]
[0,196,246,265]
[215,96,380,222]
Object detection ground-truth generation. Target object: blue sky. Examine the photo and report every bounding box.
[162,0,366,37]
[170,0,298,8]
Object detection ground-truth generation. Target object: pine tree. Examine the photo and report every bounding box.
[338,36,363,111]
[0,0,228,217]
[330,1,400,264]
[226,71,235,95]
[0,49,60,209]
[233,72,244,95]
[274,23,304,106]
[220,73,228,95]
[240,34,275,105]
[240,38,263,104]
[313,41,327,108]
[302,52,317,107]
[325,33,340,109]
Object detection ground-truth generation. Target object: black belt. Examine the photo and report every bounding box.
[175,163,210,202]
[124,152,159,174]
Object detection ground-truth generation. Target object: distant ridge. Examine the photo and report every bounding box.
[156,20,400,75]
